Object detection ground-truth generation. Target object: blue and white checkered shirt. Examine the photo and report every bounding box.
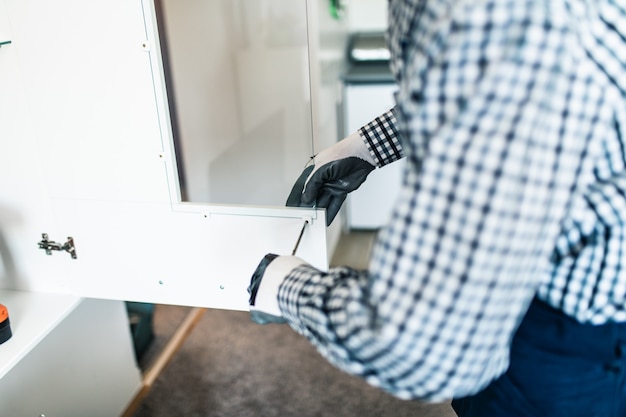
[278,0,626,401]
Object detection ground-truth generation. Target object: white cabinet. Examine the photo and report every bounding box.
[0,0,347,415]
[0,292,141,417]
[344,83,404,229]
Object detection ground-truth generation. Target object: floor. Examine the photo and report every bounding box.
[130,231,457,417]
[329,230,378,269]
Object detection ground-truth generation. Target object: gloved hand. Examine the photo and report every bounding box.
[286,132,376,226]
[247,254,307,324]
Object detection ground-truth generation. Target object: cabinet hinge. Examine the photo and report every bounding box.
[38,233,77,259]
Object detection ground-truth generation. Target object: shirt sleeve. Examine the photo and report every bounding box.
[358,107,405,167]
[278,1,587,401]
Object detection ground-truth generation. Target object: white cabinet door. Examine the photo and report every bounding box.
[0,0,327,310]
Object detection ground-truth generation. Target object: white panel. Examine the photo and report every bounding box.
[7,0,167,204]
[346,0,388,32]
[0,290,81,379]
[344,83,404,229]
[59,201,326,310]
[0,297,141,417]
[0,0,328,308]
[0,0,70,293]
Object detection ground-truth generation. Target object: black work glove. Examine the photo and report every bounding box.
[286,132,375,225]
[247,254,307,324]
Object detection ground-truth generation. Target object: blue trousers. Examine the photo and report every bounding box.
[452,298,626,417]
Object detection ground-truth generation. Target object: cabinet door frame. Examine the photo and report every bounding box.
[0,0,327,310]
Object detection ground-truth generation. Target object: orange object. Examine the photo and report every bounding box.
[0,304,11,344]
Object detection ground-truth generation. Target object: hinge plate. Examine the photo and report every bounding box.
[38,233,77,259]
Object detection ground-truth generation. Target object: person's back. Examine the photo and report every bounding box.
[531,0,626,324]
[250,1,626,415]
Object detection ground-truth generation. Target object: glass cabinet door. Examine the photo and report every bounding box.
[155,0,314,206]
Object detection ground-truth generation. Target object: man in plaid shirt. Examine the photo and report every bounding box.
[249,1,626,415]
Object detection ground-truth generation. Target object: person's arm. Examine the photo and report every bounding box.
[286,107,404,225]
[254,1,586,401]
[359,107,404,167]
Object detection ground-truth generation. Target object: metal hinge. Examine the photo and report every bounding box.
[38,233,77,259]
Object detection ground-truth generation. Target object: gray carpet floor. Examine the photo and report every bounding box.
[131,232,457,417]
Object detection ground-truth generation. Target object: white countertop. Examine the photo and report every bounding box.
[0,289,82,379]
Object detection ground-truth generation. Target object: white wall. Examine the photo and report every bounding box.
[347,0,388,32]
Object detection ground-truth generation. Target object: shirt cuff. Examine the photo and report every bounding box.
[359,107,404,167]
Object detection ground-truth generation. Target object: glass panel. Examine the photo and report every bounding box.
[155,0,313,205]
